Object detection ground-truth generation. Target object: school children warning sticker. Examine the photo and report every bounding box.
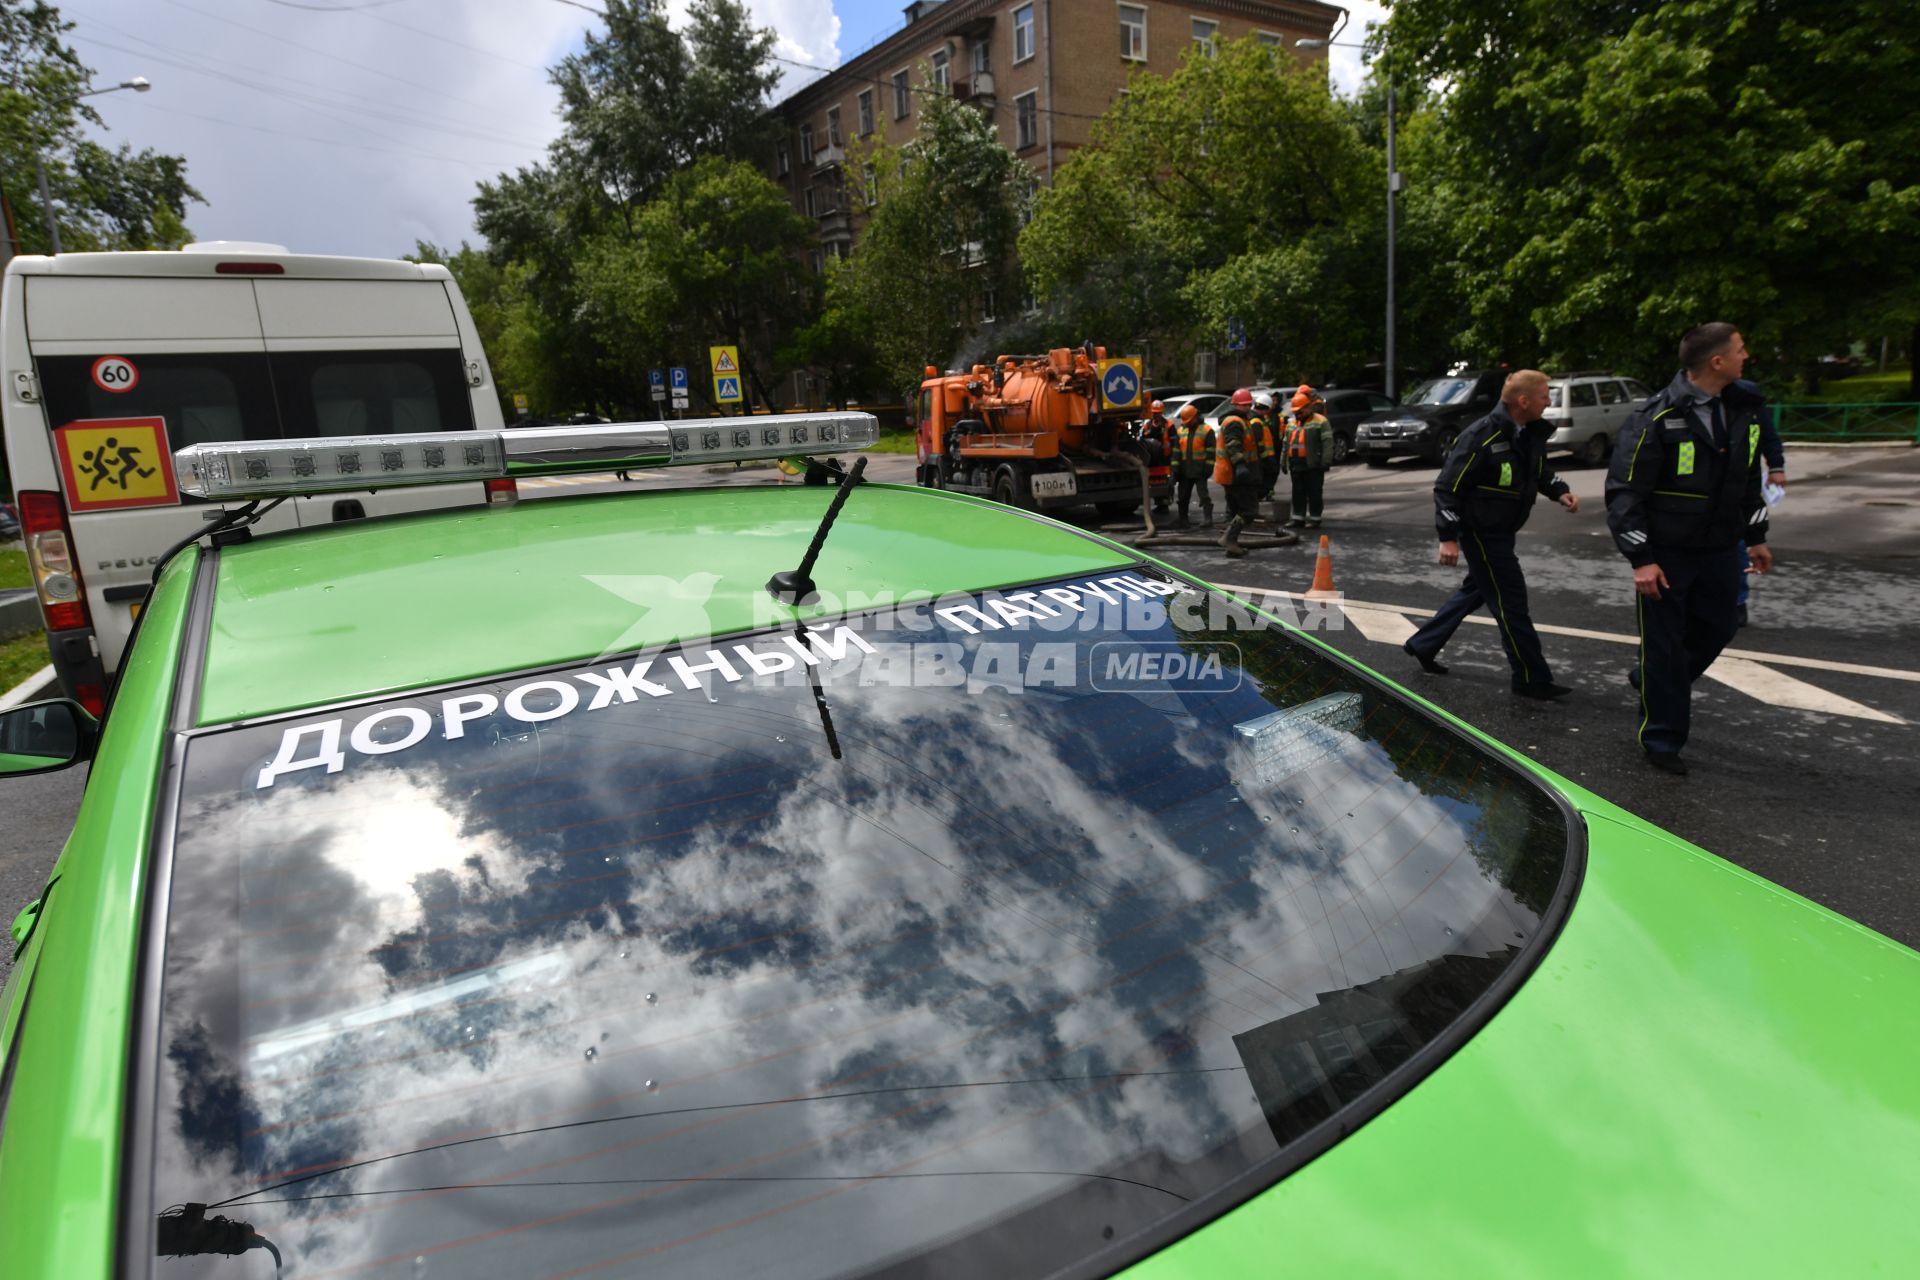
[90,355,139,393]
[53,417,181,512]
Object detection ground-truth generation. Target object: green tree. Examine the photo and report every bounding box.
[1020,38,1386,382]
[468,0,787,412]
[833,84,1028,391]
[574,156,811,411]
[1387,0,1920,388]
[1,0,200,255]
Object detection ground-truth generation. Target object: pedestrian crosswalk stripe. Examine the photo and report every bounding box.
[1702,656,1905,724]
[1213,582,1911,724]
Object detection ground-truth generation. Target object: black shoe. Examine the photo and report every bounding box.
[1403,641,1448,675]
[1287,518,1306,528]
[1512,682,1572,700]
[1626,666,1641,692]
[1305,519,1321,528]
[1736,604,1748,628]
[1645,750,1689,776]
[1172,518,1191,530]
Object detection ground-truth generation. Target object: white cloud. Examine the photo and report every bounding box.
[64,0,836,260]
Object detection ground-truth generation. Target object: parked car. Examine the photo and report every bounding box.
[1320,387,1399,464]
[1354,369,1504,465]
[1161,391,1229,427]
[1542,371,1653,467]
[0,499,19,541]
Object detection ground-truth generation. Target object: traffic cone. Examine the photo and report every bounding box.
[1304,534,1340,599]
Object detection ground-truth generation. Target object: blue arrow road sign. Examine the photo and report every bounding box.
[670,366,689,391]
[1101,363,1139,407]
[1226,316,1247,352]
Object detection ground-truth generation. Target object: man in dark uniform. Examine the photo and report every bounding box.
[1403,369,1579,699]
[1215,388,1262,558]
[1607,322,1773,775]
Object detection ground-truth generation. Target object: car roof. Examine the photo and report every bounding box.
[192,483,1136,726]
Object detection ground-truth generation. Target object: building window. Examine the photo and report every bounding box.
[1015,91,1038,150]
[971,36,990,75]
[1119,4,1147,61]
[810,249,825,274]
[982,287,998,323]
[800,123,814,164]
[1023,289,1041,317]
[776,142,790,176]
[892,68,911,118]
[827,107,842,148]
[804,185,817,217]
[930,48,950,92]
[1191,17,1218,53]
[864,168,879,206]
[1256,30,1283,49]
[1013,4,1035,63]
[857,88,874,136]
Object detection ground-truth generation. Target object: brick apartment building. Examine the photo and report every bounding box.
[771,0,1343,272]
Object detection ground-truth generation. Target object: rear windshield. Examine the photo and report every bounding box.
[144,571,1573,1278]
[35,349,474,451]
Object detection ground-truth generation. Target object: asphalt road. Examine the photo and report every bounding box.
[4,444,1916,986]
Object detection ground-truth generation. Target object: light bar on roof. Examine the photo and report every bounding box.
[173,413,880,500]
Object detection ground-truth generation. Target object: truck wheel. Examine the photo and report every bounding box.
[991,466,1033,511]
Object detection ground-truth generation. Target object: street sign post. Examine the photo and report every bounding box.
[709,346,743,405]
[648,369,665,401]
[1097,357,1143,412]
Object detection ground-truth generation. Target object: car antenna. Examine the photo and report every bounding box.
[767,455,867,605]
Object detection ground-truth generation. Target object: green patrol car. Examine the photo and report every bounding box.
[3,415,1917,1278]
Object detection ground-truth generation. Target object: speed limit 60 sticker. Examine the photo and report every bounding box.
[91,355,139,393]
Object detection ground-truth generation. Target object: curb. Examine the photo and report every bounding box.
[0,663,56,713]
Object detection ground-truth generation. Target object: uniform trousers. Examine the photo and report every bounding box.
[1635,544,1742,755]
[1176,474,1213,520]
[1224,481,1261,523]
[1289,468,1326,522]
[1406,530,1553,689]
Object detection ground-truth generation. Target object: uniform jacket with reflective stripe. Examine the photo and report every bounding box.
[1432,403,1569,538]
[1176,422,1216,478]
[1605,371,1768,566]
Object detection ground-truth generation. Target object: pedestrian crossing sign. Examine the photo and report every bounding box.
[54,416,180,512]
[710,345,743,402]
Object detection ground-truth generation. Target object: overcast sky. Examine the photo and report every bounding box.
[64,0,1385,260]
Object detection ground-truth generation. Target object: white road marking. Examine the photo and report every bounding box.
[1702,657,1905,725]
[1211,582,1911,724]
[1212,584,1920,683]
[1340,606,1418,646]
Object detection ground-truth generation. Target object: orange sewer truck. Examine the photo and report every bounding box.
[912,346,1170,516]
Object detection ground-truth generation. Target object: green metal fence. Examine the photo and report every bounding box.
[1773,402,1920,443]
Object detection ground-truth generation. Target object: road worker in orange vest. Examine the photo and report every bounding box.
[1252,394,1282,504]
[1172,402,1216,529]
[1215,389,1262,557]
[1285,384,1336,529]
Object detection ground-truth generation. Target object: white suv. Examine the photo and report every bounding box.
[1543,371,1652,467]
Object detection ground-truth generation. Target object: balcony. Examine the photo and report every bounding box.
[813,143,845,170]
[955,71,995,104]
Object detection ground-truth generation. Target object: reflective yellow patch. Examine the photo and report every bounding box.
[1498,461,1513,487]
[1677,441,1696,477]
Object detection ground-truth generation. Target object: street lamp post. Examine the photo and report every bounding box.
[34,76,152,255]
[1297,37,1397,398]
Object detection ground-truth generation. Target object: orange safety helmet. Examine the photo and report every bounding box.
[1230,387,1254,408]
[1150,399,1165,414]
[1290,383,1320,412]
[1177,403,1199,424]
